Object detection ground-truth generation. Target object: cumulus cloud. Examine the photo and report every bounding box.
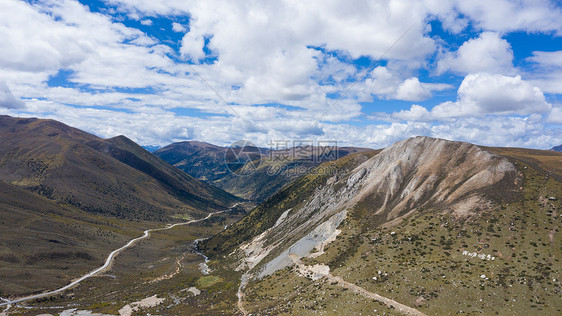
[392,104,432,121]
[0,81,25,109]
[1,0,561,150]
[9,96,560,152]
[396,78,432,101]
[363,67,452,102]
[392,74,551,120]
[0,0,89,73]
[108,0,562,35]
[172,22,186,32]
[429,116,559,149]
[0,0,161,87]
[437,32,514,75]
[435,73,550,117]
[180,32,206,62]
[171,0,440,107]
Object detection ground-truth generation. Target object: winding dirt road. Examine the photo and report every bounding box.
[290,255,427,316]
[237,273,250,315]
[0,211,223,307]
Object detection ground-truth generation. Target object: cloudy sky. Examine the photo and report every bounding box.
[1,0,561,149]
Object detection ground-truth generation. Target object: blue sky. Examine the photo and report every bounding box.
[0,0,561,149]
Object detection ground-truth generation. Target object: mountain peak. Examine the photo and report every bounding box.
[202,137,520,278]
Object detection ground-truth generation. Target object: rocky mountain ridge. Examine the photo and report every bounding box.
[205,137,521,283]
[204,137,561,315]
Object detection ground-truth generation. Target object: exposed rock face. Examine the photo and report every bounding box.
[235,137,518,278]
[348,136,517,220]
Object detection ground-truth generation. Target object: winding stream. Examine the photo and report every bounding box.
[0,211,223,307]
[192,239,211,275]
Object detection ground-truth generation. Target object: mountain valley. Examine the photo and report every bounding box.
[154,140,372,202]
[0,116,241,303]
[0,118,560,316]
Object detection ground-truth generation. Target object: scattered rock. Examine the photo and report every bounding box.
[118,295,165,316]
[187,287,201,296]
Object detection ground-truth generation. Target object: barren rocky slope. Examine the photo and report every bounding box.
[200,137,561,315]
[205,137,519,275]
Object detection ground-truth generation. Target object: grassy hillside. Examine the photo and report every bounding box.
[0,178,245,312]
[238,146,562,315]
[486,146,562,179]
[196,140,561,315]
[0,116,239,221]
[0,180,151,297]
[0,115,239,298]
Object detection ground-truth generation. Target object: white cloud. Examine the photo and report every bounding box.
[392,104,431,121]
[94,0,561,111]
[180,32,206,62]
[437,32,514,75]
[433,73,550,118]
[0,0,159,86]
[526,50,562,94]
[108,0,562,35]
[140,19,153,26]
[363,67,452,102]
[528,50,562,67]
[329,115,560,149]
[1,0,560,151]
[454,0,562,35]
[0,81,25,109]
[395,78,432,101]
[114,0,437,61]
[0,0,232,114]
[170,0,440,107]
[429,116,559,149]
[391,74,551,121]
[423,1,468,34]
[172,22,186,32]
[527,73,562,95]
[547,105,562,124]
[0,0,89,73]
[4,97,559,151]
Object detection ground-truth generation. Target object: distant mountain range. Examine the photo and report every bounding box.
[154,141,372,202]
[552,144,562,152]
[142,145,161,152]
